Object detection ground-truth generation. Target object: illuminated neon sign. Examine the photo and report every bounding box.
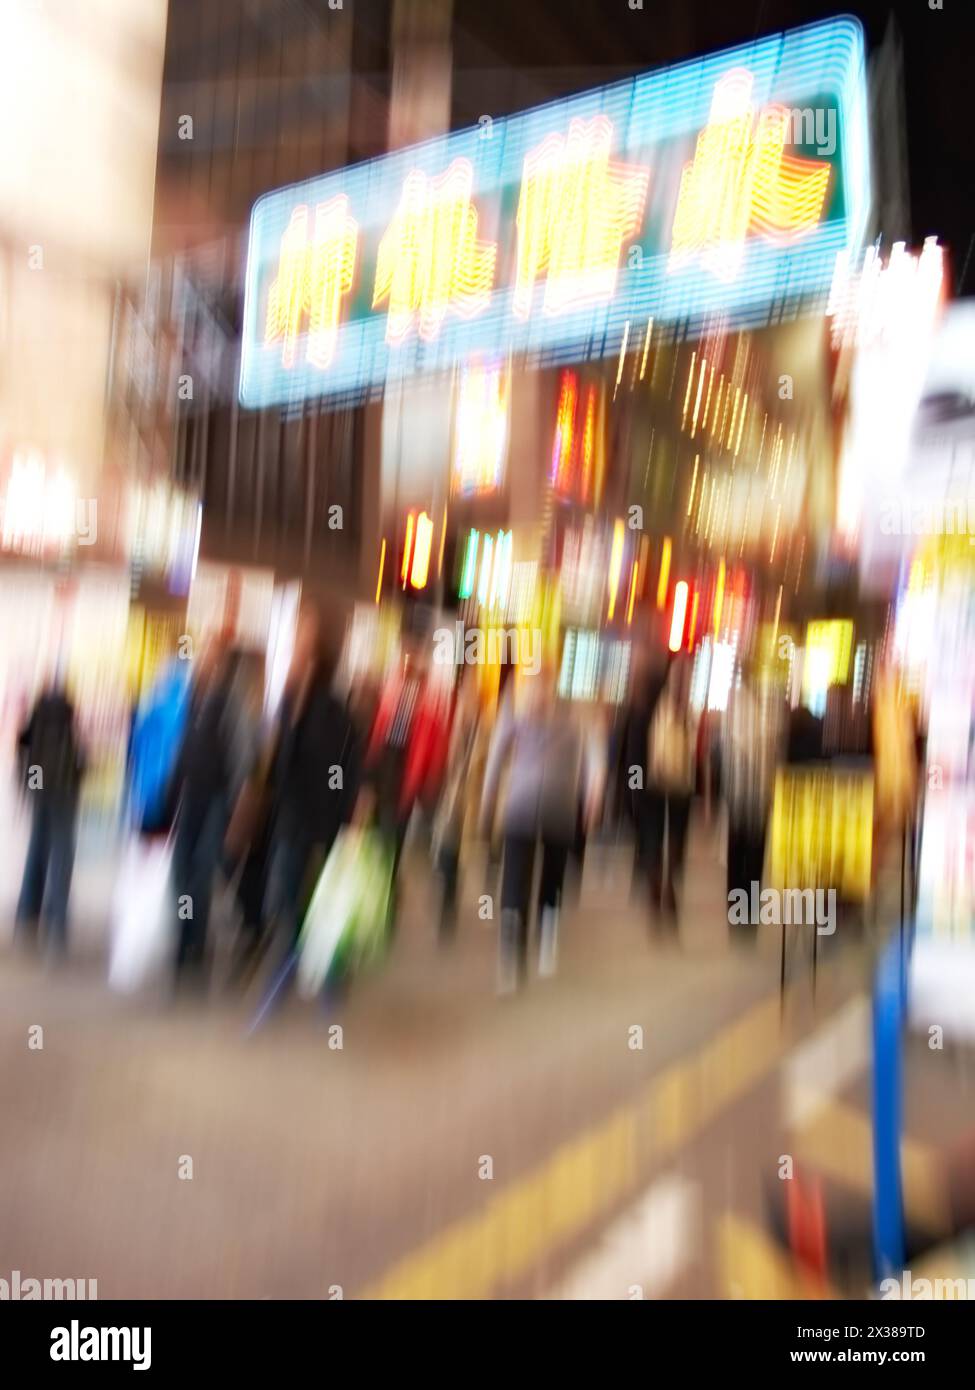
[265,198,359,369]
[514,116,649,317]
[669,70,832,282]
[242,16,868,407]
[373,159,497,344]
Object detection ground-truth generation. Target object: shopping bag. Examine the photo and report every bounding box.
[296,830,392,999]
[108,835,174,993]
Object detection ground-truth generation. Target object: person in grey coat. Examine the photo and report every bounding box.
[480,666,605,993]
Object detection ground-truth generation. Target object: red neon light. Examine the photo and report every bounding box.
[686,588,700,650]
[551,371,601,504]
[552,371,578,492]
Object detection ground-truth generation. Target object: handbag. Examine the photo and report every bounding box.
[649,697,697,795]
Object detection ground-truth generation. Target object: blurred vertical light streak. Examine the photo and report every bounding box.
[410,511,433,589]
[375,538,387,603]
[687,588,700,650]
[401,511,414,588]
[626,560,639,625]
[459,529,479,600]
[669,581,688,652]
[713,557,726,637]
[657,537,672,609]
[607,519,625,620]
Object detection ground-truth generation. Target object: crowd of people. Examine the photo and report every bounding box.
[10,606,922,1001]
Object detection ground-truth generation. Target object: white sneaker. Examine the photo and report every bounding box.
[538,907,559,978]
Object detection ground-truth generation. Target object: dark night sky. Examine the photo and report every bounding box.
[449,0,975,293]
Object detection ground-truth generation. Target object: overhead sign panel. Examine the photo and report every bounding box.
[241,16,869,408]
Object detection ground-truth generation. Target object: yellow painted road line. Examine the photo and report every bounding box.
[361,994,788,1299]
[791,1099,952,1236]
[546,1173,699,1301]
[717,1212,837,1300]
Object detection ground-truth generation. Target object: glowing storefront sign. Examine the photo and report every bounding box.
[242,16,868,406]
[265,198,359,369]
[670,70,831,283]
[514,116,649,317]
[373,159,497,344]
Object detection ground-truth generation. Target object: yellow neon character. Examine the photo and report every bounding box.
[373,158,497,344]
[669,69,831,282]
[264,197,358,369]
[514,115,649,318]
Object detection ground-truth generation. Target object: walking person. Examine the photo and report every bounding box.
[480,665,605,993]
[721,662,787,939]
[262,606,361,955]
[15,679,86,961]
[623,650,669,902]
[168,633,249,991]
[645,654,699,922]
[364,643,449,916]
[431,669,490,942]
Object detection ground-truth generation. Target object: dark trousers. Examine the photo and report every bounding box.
[501,835,570,918]
[16,797,78,947]
[233,818,273,939]
[727,819,767,900]
[667,795,692,880]
[264,823,339,949]
[172,798,227,975]
[499,834,570,971]
[437,842,460,935]
[636,791,691,887]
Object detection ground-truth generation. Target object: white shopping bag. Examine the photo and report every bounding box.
[108,836,173,993]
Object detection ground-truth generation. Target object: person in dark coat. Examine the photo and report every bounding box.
[623,650,669,899]
[15,682,86,958]
[263,606,361,951]
[169,633,248,987]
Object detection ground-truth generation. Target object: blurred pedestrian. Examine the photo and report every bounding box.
[364,642,450,911]
[15,679,86,960]
[623,649,669,896]
[480,665,604,993]
[721,662,787,935]
[220,649,270,980]
[127,657,193,836]
[431,669,490,942]
[168,633,247,990]
[262,606,361,953]
[645,654,699,921]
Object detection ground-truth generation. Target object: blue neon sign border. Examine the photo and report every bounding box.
[240,15,869,409]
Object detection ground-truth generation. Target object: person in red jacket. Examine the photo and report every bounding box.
[364,643,450,911]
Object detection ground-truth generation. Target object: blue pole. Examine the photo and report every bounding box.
[872,932,907,1280]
